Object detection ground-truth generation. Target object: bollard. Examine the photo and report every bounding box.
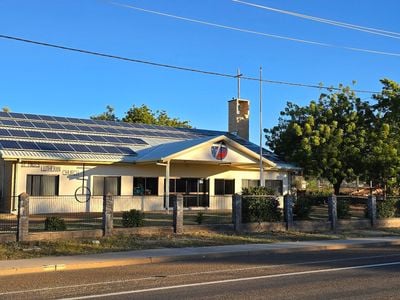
[102,192,114,236]
[173,194,183,234]
[328,194,337,232]
[17,193,29,242]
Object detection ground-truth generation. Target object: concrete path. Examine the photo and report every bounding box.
[1,237,399,276]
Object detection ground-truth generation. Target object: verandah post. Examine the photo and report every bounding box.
[102,192,114,236]
[17,192,29,242]
[173,193,183,234]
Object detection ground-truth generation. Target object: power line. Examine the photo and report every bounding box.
[0,34,379,94]
[233,0,400,40]
[110,2,400,58]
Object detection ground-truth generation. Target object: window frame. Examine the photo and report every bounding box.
[133,177,159,196]
[214,179,235,195]
[26,175,59,196]
[93,176,121,196]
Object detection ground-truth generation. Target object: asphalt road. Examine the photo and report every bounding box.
[0,245,399,299]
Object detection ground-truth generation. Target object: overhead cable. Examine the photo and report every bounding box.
[0,34,379,94]
[110,2,400,58]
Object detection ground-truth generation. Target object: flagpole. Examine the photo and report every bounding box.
[259,66,265,187]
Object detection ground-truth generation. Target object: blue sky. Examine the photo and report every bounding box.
[0,0,399,144]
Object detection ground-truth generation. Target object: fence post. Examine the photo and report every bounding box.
[173,194,183,234]
[328,194,337,232]
[367,195,377,228]
[102,193,114,236]
[232,194,242,233]
[284,195,294,231]
[17,193,29,242]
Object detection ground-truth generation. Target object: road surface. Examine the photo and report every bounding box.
[0,244,399,299]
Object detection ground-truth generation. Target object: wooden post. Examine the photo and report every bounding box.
[368,195,377,228]
[232,194,242,232]
[102,192,113,236]
[328,194,337,232]
[173,194,183,234]
[284,195,294,231]
[17,193,29,242]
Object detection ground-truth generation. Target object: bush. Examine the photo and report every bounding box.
[377,198,398,218]
[44,216,66,231]
[122,209,145,227]
[337,200,350,219]
[293,197,313,220]
[196,212,204,224]
[242,186,281,223]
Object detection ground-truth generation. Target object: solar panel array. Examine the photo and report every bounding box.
[0,111,282,162]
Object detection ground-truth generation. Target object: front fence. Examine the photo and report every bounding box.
[336,196,369,220]
[293,195,329,221]
[28,195,103,232]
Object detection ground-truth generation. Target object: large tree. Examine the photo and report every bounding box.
[265,85,370,194]
[122,104,191,128]
[90,105,118,121]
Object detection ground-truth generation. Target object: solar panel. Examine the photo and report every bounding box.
[32,122,51,129]
[8,130,28,137]
[52,116,70,123]
[23,114,42,120]
[36,142,58,151]
[0,140,21,149]
[0,129,10,137]
[16,120,34,127]
[10,112,26,119]
[70,144,91,152]
[18,141,40,150]
[66,117,84,124]
[62,124,79,131]
[39,115,57,122]
[105,127,120,134]
[90,126,107,133]
[89,135,107,142]
[47,123,66,130]
[25,131,46,139]
[102,145,123,154]
[85,145,106,153]
[117,146,136,155]
[42,132,62,139]
[0,112,11,118]
[75,134,94,142]
[1,120,18,126]
[103,136,121,143]
[54,143,75,152]
[58,133,79,140]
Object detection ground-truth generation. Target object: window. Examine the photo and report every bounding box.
[26,175,59,196]
[242,179,260,190]
[168,178,208,194]
[265,180,283,195]
[214,179,235,195]
[133,177,158,195]
[242,179,283,195]
[93,176,121,196]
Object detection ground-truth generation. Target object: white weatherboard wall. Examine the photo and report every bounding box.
[14,161,290,214]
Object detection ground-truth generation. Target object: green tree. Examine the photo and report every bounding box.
[122,104,191,128]
[265,85,370,194]
[90,105,118,121]
[367,79,400,192]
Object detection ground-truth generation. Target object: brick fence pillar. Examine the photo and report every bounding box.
[328,194,337,232]
[284,194,294,230]
[368,195,377,228]
[232,194,242,233]
[17,193,29,242]
[173,194,183,234]
[102,192,114,236]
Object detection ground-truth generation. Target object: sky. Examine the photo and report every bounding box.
[0,0,399,145]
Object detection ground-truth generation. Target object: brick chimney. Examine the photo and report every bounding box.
[228,98,249,140]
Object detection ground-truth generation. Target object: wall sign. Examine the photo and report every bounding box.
[211,141,228,160]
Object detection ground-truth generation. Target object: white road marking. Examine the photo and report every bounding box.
[1,253,400,296]
[60,261,400,299]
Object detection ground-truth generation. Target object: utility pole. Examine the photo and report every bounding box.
[259,66,265,187]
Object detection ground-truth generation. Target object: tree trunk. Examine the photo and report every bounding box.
[333,180,343,195]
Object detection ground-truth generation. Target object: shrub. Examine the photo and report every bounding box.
[122,209,145,227]
[242,186,281,223]
[293,197,313,220]
[377,198,398,219]
[44,216,66,231]
[196,212,204,224]
[337,200,350,219]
